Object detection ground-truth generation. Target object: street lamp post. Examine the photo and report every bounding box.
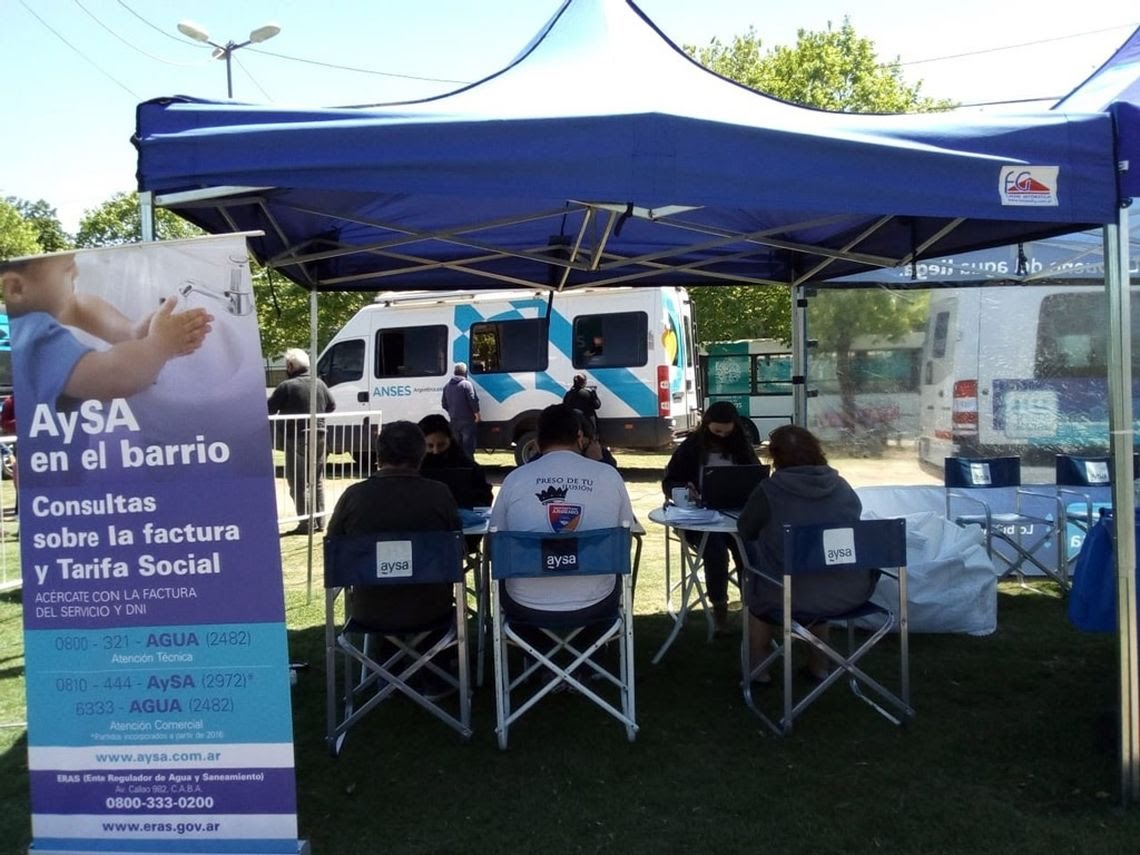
[177,20,281,98]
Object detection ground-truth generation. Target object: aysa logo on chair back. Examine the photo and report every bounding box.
[969,462,992,486]
[374,540,413,578]
[822,528,856,565]
[541,538,579,572]
[1084,460,1110,484]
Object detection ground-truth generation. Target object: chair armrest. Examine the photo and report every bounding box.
[1057,486,1094,504]
[947,490,992,528]
[1056,486,1095,523]
[1015,487,1063,523]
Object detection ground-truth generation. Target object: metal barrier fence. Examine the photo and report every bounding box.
[269,411,383,532]
[0,434,18,592]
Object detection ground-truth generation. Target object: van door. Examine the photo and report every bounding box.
[317,337,368,416]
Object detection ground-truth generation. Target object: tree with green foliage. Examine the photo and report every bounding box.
[688,284,789,344]
[74,192,203,248]
[5,197,71,252]
[685,19,945,433]
[686,20,951,346]
[73,191,372,361]
[693,20,952,114]
[806,287,929,437]
[252,263,374,362]
[0,199,42,260]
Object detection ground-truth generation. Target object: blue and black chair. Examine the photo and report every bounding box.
[741,518,913,736]
[489,524,636,750]
[1054,454,1140,582]
[944,456,1064,588]
[324,530,471,756]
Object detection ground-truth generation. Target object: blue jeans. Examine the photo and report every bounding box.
[454,422,478,458]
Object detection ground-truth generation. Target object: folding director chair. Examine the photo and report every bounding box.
[489,524,636,750]
[1055,455,1114,583]
[324,530,471,756]
[741,518,913,736]
[944,456,1064,588]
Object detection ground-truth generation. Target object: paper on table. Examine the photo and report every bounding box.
[663,506,723,525]
[459,508,491,527]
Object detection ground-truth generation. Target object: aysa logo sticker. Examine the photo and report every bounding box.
[822,527,857,566]
[542,538,578,573]
[1000,166,1058,207]
[375,540,413,578]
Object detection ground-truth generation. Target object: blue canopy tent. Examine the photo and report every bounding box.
[134,0,1121,293]
[134,0,1140,797]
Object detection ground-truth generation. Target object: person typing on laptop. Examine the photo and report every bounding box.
[662,401,760,633]
[418,413,494,509]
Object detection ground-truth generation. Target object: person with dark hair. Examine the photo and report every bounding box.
[528,410,618,470]
[737,424,870,684]
[327,420,462,630]
[576,410,617,469]
[662,400,760,632]
[417,413,494,508]
[490,403,634,616]
[562,372,601,434]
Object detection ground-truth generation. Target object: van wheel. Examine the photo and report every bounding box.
[514,431,540,466]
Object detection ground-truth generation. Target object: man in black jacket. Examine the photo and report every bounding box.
[268,348,335,534]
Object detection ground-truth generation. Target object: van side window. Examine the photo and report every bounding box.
[317,339,365,386]
[931,312,950,359]
[375,325,447,378]
[1034,292,1140,378]
[755,353,793,395]
[470,318,548,373]
[572,311,648,368]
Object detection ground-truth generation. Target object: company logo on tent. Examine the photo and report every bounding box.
[1000,166,1059,207]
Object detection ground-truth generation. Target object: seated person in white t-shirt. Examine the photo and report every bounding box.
[490,403,635,621]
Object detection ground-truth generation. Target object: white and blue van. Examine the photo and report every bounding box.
[316,286,700,463]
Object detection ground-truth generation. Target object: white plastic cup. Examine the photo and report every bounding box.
[671,486,694,508]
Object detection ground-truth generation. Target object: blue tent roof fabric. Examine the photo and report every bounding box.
[133,0,1132,292]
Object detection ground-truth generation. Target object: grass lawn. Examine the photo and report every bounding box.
[1,450,1139,853]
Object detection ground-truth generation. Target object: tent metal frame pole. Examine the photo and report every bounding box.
[305,287,319,603]
[792,284,808,426]
[1105,208,1139,804]
[139,191,155,242]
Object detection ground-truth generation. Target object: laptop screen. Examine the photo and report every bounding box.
[699,464,770,510]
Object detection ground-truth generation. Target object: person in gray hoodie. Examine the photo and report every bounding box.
[737,425,874,684]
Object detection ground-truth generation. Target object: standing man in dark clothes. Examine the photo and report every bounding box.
[268,347,335,534]
[441,361,480,458]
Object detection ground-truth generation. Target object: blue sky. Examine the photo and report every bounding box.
[3,0,1137,232]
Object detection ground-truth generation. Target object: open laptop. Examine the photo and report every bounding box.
[699,464,770,513]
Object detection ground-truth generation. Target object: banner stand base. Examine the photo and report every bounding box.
[30,841,310,855]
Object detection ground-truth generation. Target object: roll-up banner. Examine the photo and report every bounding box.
[5,235,304,854]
